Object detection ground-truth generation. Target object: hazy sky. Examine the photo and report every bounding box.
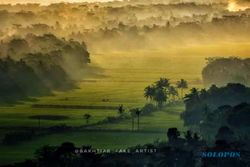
[0,0,116,5]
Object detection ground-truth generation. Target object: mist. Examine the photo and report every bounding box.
[0,0,118,5]
[0,0,250,91]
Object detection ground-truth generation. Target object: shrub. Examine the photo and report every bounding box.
[2,131,34,145]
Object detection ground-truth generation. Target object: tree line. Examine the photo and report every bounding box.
[100,78,189,132]
[5,126,249,167]
[0,34,90,104]
[144,78,188,107]
[202,57,250,87]
[182,83,250,142]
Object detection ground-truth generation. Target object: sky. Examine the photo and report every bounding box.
[1,0,249,11]
[0,0,116,5]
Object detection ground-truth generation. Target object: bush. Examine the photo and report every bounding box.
[141,103,157,115]
[2,131,35,145]
[48,124,72,133]
[29,115,69,120]
[100,113,130,124]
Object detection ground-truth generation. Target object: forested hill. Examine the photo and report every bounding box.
[0,34,90,104]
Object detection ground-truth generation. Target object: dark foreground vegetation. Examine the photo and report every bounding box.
[2,125,72,145]
[2,82,250,167]
[182,83,250,142]
[1,126,249,167]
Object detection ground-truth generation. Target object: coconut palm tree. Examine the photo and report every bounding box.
[83,114,91,124]
[129,109,137,131]
[144,78,170,107]
[135,108,141,131]
[153,88,167,108]
[168,86,178,102]
[144,85,155,101]
[118,104,124,115]
[184,88,200,110]
[176,79,188,99]
[155,78,170,89]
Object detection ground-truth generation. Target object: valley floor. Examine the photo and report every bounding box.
[0,51,205,165]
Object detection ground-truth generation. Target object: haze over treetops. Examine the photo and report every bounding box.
[0,0,116,5]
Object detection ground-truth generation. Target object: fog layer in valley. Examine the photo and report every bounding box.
[0,0,250,100]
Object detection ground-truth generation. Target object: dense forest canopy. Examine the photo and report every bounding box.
[0,34,90,103]
[202,57,250,87]
[0,34,90,79]
[199,102,250,141]
[182,83,250,141]
[0,57,49,103]
[0,1,249,51]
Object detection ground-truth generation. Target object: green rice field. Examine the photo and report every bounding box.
[0,51,206,165]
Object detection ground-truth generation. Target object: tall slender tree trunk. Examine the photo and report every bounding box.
[132,117,134,131]
[38,116,41,130]
[181,88,184,99]
[137,115,140,131]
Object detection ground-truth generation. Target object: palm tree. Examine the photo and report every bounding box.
[153,88,167,108]
[176,79,188,99]
[144,85,155,101]
[38,115,41,130]
[184,88,200,110]
[168,86,178,102]
[144,78,170,107]
[155,78,170,88]
[167,128,180,141]
[83,114,91,124]
[199,89,207,100]
[135,108,141,131]
[118,104,124,115]
[129,109,137,131]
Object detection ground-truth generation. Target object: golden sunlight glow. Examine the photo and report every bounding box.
[0,0,116,5]
[227,0,248,12]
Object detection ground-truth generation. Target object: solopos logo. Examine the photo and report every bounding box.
[201,151,241,158]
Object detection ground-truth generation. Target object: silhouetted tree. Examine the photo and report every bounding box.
[216,126,235,142]
[182,83,250,141]
[167,128,180,142]
[135,108,141,131]
[118,104,125,115]
[144,78,171,108]
[168,86,178,102]
[83,114,91,124]
[185,130,193,142]
[176,79,188,99]
[129,108,137,131]
[144,85,155,101]
[156,78,170,88]
[153,88,168,108]
[184,88,199,110]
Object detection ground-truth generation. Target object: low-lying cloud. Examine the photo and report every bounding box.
[235,0,250,5]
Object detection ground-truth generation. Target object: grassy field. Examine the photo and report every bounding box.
[0,51,206,165]
[1,38,250,165]
[93,105,185,131]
